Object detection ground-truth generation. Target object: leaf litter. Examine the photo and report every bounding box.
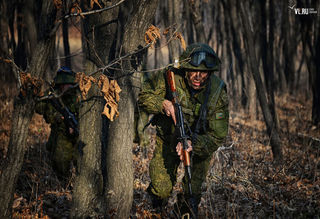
[0,83,319,218]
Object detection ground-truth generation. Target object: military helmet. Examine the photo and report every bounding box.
[179,43,220,71]
[54,66,76,85]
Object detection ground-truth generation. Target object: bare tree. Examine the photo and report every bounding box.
[71,0,159,218]
[105,0,159,217]
[239,1,283,161]
[71,0,120,217]
[0,0,57,217]
[188,0,206,43]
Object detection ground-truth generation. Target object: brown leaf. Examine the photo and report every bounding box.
[75,72,96,100]
[0,57,12,64]
[163,27,170,35]
[144,25,161,47]
[98,74,110,96]
[90,0,103,9]
[174,32,186,50]
[98,75,121,121]
[19,72,44,97]
[53,0,62,9]
[70,3,84,17]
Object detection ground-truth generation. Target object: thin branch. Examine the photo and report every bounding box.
[63,0,126,19]
[50,0,125,39]
[0,57,23,88]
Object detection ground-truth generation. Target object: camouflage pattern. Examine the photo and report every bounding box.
[138,68,229,206]
[54,67,76,85]
[36,87,79,178]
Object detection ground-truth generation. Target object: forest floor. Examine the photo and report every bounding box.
[1,83,320,218]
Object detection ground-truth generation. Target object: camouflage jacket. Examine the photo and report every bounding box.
[138,69,229,158]
[35,88,79,140]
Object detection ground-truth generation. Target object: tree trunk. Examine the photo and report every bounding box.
[260,0,280,130]
[312,35,320,125]
[282,0,296,93]
[0,0,56,217]
[105,1,158,218]
[183,0,194,44]
[239,1,283,161]
[62,0,71,68]
[0,0,14,83]
[188,0,206,43]
[71,0,119,217]
[165,0,182,63]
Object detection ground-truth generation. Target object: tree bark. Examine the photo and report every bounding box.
[0,0,56,217]
[62,0,71,68]
[0,0,14,83]
[282,0,296,93]
[165,0,182,63]
[239,1,283,161]
[183,0,194,44]
[105,1,159,218]
[71,0,119,217]
[188,0,206,43]
[260,0,280,130]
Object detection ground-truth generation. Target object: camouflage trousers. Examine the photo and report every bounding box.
[149,136,212,206]
[47,132,76,178]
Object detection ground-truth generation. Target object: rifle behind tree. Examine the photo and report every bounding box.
[49,95,79,137]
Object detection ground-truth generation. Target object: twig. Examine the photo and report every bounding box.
[0,57,23,88]
[38,43,152,102]
[50,0,125,39]
[63,0,126,19]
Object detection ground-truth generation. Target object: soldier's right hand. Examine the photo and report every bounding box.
[162,100,176,124]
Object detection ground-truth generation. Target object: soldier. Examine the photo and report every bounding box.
[36,66,79,180]
[138,43,229,217]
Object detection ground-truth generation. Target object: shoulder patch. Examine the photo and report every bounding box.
[216,112,225,120]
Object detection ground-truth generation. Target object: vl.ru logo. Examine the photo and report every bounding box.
[288,2,318,15]
[294,8,317,15]
[289,4,318,15]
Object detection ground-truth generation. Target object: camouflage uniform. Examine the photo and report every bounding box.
[138,44,229,210]
[36,67,79,178]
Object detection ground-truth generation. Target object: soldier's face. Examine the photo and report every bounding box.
[187,71,209,90]
[60,84,73,92]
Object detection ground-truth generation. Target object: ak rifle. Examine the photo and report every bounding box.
[166,69,197,217]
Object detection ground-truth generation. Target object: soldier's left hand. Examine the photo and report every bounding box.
[69,127,74,134]
[176,140,192,160]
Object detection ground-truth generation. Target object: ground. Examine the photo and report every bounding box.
[1,84,319,218]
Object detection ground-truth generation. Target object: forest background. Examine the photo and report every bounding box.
[0,0,319,218]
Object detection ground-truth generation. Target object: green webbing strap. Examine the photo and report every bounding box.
[192,79,224,144]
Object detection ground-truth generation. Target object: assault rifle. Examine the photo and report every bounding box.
[166,69,197,218]
[49,95,79,137]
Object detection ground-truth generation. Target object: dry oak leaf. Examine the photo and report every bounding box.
[144,25,161,47]
[174,32,186,51]
[98,75,121,121]
[163,27,170,35]
[53,0,62,9]
[0,57,12,64]
[75,72,96,100]
[90,0,103,9]
[19,72,44,97]
[70,2,84,17]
